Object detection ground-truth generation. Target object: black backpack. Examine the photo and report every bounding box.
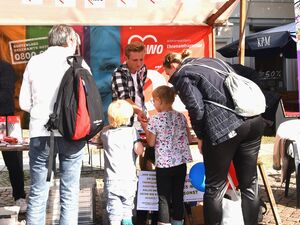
[45,55,104,181]
[46,55,104,140]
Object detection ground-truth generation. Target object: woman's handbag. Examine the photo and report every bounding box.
[221,174,245,225]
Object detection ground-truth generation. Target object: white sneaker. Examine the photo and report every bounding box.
[15,198,27,213]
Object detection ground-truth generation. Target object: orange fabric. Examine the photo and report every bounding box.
[0,26,26,123]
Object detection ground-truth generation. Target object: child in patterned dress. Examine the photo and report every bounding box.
[141,85,193,225]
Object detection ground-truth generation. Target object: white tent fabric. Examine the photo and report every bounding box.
[0,0,238,25]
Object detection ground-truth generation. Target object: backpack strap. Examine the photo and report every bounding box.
[67,55,83,68]
[212,58,234,73]
[46,130,55,182]
[44,68,71,132]
[203,99,238,115]
[87,141,91,165]
[45,56,82,132]
[177,61,232,79]
[196,64,232,78]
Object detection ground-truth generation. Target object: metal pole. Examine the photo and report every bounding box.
[239,0,246,65]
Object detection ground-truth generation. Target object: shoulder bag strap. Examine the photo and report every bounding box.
[203,99,237,114]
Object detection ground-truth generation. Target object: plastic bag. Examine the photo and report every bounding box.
[221,174,244,225]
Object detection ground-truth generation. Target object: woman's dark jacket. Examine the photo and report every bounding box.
[169,57,244,145]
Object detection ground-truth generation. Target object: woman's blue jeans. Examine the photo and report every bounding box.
[26,137,84,225]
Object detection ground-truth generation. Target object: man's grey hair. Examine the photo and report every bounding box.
[48,24,76,47]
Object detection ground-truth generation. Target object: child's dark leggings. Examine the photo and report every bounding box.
[156,163,187,223]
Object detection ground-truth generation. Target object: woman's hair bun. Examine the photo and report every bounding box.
[181,49,192,59]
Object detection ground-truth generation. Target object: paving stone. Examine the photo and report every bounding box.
[1,143,299,224]
[45,187,95,224]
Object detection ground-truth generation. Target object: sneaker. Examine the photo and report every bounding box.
[15,198,27,213]
[121,218,133,225]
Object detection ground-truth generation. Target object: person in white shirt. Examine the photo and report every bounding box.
[19,24,89,225]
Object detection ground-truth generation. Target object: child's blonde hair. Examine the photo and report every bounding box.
[108,100,134,128]
[152,85,176,105]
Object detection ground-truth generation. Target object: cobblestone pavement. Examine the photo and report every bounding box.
[0,144,299,225]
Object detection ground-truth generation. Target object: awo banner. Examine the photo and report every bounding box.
[0,25,212,125]
[120,26,212,73]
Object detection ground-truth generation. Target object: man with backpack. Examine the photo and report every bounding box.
[19,24,90,225]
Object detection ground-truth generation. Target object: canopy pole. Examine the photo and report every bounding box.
[239,0,246,65]
[206,0,237,26]
[212,28,216,58]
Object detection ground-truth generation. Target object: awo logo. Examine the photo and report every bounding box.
[128,35,163,54]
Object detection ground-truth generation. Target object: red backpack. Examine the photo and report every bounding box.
[45,56,104,141]
[45,56,104,181]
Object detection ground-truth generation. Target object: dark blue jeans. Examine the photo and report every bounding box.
[202,116,265,225]
[156,163,186,223]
